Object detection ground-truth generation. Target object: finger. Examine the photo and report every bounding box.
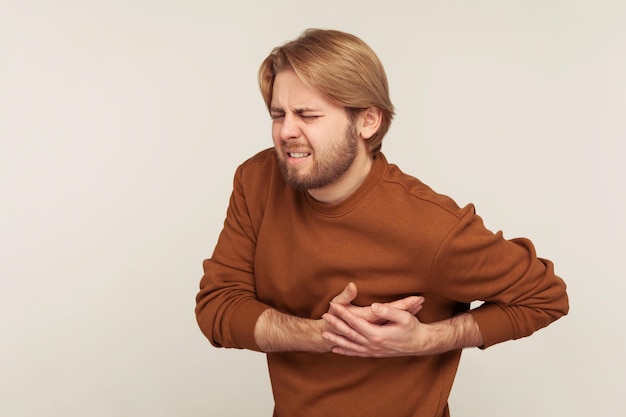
[322,331,369,356]
[407,302,424,316]
[330,282,358,305]
[371,302,412,324]
[329,344,371,358]
[406,297,425,316]
[388,296,425,313]
[322,313,371,347]
[328,303,379,339]
[322,312,357,337]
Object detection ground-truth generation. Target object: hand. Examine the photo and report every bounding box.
[322,290,484,357]
[322,296,428,357]
[321,282,430,357]
[328,282,424,325]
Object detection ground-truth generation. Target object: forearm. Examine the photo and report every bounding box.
[254,308,333,353]
[423,312,484,355]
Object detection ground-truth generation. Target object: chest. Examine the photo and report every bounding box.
[253,201,436,318]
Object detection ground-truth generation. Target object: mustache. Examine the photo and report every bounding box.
[280,141,312,151]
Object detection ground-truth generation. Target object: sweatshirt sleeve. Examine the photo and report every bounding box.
[195,162,270,351]
[431,204,569,348]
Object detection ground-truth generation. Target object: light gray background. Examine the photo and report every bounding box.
[1,0,624,416]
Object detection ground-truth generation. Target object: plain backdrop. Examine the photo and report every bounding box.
[1,1,624,416]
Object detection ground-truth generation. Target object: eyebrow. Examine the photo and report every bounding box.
[270,106,320,114]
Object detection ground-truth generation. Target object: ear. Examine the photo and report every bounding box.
[357,106,383,140]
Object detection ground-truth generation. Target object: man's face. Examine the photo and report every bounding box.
[270,70,360,191]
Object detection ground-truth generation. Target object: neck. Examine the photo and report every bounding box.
[307,148,373,205]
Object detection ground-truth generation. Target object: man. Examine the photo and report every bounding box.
[195,28,568,417]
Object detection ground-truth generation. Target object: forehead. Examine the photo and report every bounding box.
[271,70,340,110]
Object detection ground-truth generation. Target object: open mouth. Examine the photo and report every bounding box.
[287,152,311,158]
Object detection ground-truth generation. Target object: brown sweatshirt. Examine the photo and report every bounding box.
[196,148,568,417]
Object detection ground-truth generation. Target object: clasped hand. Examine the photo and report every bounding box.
[321,282,431,358]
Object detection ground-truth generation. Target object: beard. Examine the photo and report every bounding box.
[277,124,359,191]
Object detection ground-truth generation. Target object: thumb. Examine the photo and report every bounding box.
[371,302,405,323]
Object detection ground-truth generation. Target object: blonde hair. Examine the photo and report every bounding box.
[258,29,394,155]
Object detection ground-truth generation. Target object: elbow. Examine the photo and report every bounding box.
[195,296,223,348]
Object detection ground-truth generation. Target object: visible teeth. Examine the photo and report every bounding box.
[288,152,310,158]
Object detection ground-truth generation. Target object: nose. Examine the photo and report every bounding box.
[279,114,300,140]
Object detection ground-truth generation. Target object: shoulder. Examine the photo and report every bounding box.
[378,156,465,220]
[234,148,281,186]
[232,148,291,210]
[238,148,277,174]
